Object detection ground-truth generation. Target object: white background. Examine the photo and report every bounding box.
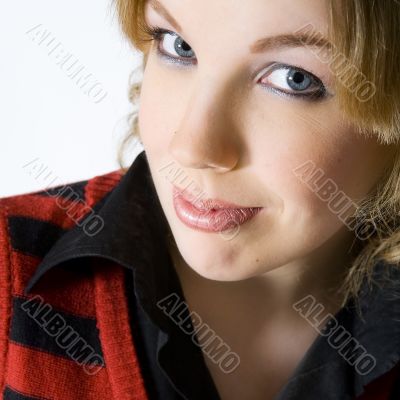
[0,0,144,197]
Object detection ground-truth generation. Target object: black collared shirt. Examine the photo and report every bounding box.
[24,150,400,400]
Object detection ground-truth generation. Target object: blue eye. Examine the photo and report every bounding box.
[260,64,327,100]
[145,26,328,101]
[146,26,197,66]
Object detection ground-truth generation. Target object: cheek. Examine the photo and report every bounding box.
[137,59,178,153]
[138,88,171,153]
[248,111,384,227]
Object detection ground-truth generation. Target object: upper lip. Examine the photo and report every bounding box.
[173,185,261,211]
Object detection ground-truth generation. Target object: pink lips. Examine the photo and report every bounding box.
[172,185,263,233]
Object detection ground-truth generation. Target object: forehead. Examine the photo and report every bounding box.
[145,0,330,45]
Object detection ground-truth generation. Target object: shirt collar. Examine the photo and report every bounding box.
[23,150,400,399]
[275,260,400,399]
[24,150,175,329]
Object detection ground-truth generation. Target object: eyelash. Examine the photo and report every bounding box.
[145,25,329,101]
[145,26,195,66]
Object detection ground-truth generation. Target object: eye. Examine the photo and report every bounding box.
[260,64,327,100]
[145,26,328,100]
[146,26,197,65]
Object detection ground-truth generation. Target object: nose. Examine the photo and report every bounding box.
[168,77,242,173]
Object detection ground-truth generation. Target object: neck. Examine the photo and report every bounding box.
[167,226,359,323]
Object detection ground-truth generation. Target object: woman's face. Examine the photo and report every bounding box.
[138,0,393,281]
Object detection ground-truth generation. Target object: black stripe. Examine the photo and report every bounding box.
[10,296,104,366]
[3,386,49,400]
[8,216,67,258]
[36,180,87,202]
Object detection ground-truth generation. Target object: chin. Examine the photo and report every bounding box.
[194,264,239,281]
[193,264,249,282]
[176,243,261,282]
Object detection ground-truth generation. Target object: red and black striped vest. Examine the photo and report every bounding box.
[0,170,150,400]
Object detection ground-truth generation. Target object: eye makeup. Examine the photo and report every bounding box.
[144,24,332,102]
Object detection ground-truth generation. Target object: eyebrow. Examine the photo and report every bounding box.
[250,33,332,53]
[149,0,332,53]
[149,0,182,33]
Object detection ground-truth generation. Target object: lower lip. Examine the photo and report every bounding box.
[172,188,263,233]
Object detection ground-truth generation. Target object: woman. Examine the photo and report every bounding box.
[0,0,399,399]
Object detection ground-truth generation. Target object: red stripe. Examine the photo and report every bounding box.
[1,195,84,230]
[0,170,122,231]
[11,249,97,319]
[84,172,123,207]
[93,258,149,400]
[5,342,112,400]
[356,362,400,399]
[8,251,41,296]
[0,208,13,392]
